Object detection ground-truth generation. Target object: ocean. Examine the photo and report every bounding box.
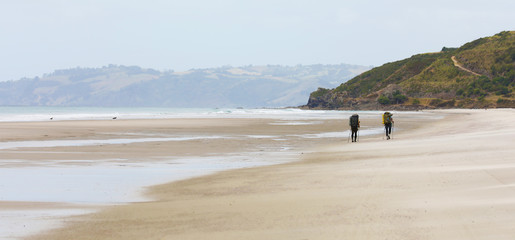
[0,106,346,122]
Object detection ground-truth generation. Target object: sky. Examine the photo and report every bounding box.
[1,0,514,81]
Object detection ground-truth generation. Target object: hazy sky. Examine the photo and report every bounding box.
[1,0,514,81]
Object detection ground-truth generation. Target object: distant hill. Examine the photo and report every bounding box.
[305,31,515,109]
[0,64,370,108]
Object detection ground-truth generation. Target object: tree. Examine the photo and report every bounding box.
[378,95,390,105]
[392,90,408,104]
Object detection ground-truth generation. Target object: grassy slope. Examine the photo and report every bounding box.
[309,31,515,109]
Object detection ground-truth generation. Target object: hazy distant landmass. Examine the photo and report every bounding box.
[0,64,371,108]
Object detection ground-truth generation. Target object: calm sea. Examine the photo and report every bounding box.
[0,106,350,122]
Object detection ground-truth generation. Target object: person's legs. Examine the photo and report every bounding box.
[385,123,392,139]
[384,125,388,137]
[351,128,357,142]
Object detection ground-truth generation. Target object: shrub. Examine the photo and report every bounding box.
[429,98,443,106]
[378,95,391,105]
[441,47,458,52]
[392,91,408,104]
[496,86,510,95]
[310,88,330,98]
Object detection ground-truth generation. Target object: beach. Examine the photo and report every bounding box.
[0,108,381,239]
[1,109,514,239]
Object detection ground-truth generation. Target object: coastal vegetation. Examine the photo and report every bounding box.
[306,31,515,109]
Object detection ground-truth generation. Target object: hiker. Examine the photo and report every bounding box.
[382,112,394,140]
[349,114,360,142]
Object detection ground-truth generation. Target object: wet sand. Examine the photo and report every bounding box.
[3,109,515,240]
[2,116,361,239]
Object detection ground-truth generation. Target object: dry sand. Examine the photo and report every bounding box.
[4,109,515,240]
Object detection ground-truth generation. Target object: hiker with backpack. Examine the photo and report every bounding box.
[349,114,360,142]
[382,112,394,140]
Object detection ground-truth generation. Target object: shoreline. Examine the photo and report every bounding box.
[5,109,515,239]
[141,108,514,240]
[1,110,399,239]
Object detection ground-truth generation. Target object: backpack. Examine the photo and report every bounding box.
[350,114,359,128]
[383,112,392,124]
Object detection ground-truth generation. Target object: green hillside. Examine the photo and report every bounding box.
[306,31,515,109]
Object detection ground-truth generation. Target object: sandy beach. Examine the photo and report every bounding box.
[1,109,514,239]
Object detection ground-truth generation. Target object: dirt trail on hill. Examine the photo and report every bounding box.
[451,56,482,76]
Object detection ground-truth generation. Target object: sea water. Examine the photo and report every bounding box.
[0,106,343,122]
[0,107,435,239]
[0,106,437,122]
